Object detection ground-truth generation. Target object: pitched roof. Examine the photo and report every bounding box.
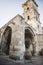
[22,0,38,7]
[1,14,24,29]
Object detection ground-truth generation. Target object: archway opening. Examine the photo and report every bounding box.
[24,28,34,59]
[1,26,12,55]
[25,29,33,49]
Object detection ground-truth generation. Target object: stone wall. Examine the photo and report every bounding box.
[0,14,43,59]
[9,15,25,59]
[37,34,43,51]
[1,15,26,60]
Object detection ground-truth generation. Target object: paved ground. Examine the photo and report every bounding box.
[0,56,43,65]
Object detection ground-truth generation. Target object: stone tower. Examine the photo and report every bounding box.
[22,0,42,34]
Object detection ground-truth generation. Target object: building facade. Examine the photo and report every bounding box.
[0,0,43,60]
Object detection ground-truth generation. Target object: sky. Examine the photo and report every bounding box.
[0,0,43,28]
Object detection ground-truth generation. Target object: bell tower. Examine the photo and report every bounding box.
[22,0,42,34]
[22,0,40,21]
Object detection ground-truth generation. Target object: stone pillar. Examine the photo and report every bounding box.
[31,35,36,56]
[9,25,25,60]
[9,41,25,60]
[33,35,39,56]
[32,43,36,56]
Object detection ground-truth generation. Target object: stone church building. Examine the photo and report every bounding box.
[0,0,43,60]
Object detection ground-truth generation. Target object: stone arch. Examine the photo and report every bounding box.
[25,29,34,48]
[1,26,12,55]
[24,26,35,59]
[25,26,35,43]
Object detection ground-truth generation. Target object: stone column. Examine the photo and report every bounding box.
[32,35,38,56]
[9,28,25,60]
[32,43,36,56]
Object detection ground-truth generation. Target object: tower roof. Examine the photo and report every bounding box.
[22,0,38,7]
[32,0,38,7]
